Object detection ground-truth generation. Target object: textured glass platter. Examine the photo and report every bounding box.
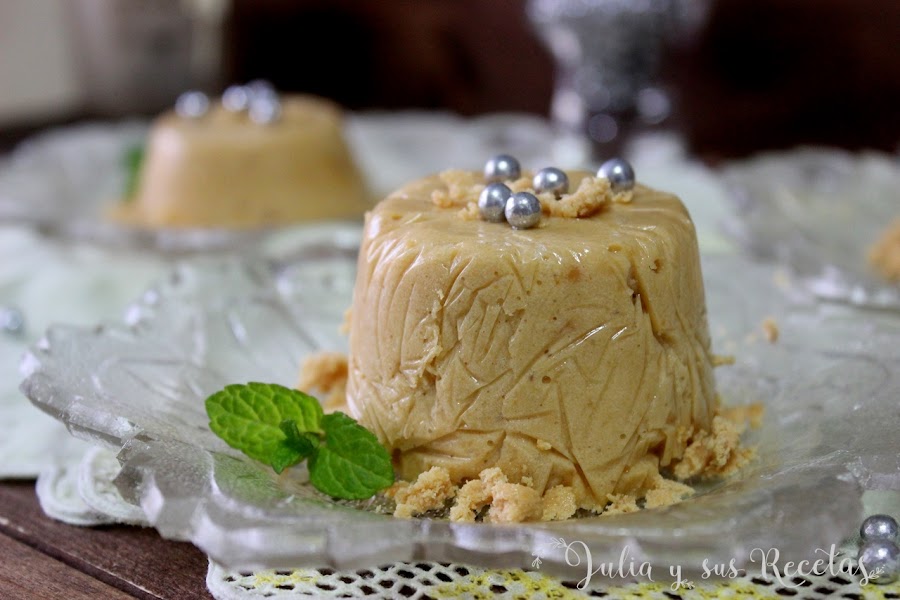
[722,149,900,308]
[20,245,900,574]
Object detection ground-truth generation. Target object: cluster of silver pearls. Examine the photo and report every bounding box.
[480,154,542,230]
[478,154,637,230]
[858,514,900,584]
[176,80,281,124]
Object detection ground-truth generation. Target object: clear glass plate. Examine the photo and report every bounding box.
[721,148,900,308]
[20,246,900,574]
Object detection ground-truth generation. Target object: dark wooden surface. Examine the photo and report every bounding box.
[0,481,212,599]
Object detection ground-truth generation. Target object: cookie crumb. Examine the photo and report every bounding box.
[392,467,457,519]
[672,415,756,480]
[761,317,779,343]
[644,476,695,509]
[712,354,736,366]
[604,493,639,515]
[541,485,577,521]
[489,482,542,523]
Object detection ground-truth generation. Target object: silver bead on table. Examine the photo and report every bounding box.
[861,514,900,543]
[222,84,251,112]
[533,167,569,197]
[597,157,635,192]
[478,183,512,223]
[859,540,900,585]
[0,305,25,337]
[484,154,521,183]
[249,95,282,125]
[175,91,210,119]
[505,191,542,229]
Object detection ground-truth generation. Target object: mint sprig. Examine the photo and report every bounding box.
[205,382,394,499]
[122,144,144,200]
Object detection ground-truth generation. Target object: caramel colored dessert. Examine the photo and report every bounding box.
[115,96,368,228]
[346,170,719,512]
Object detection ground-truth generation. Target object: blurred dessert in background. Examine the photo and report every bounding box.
[112,84,369,229]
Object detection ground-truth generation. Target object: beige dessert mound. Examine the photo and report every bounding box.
[345,168,726,515]
[114,95,368,228]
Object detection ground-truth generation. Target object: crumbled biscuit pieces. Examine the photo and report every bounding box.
[389,466,457,519]
[397,466,578,523]
[672,415,756,480]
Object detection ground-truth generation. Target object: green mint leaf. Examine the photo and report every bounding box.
[308,412,395,500]
[280,419,318,457]
[122,144,144,201]
[206,383,324,473]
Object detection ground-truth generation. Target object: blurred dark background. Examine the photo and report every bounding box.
[1,0,898,159]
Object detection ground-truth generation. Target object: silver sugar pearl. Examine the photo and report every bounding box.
[247,79,277,99]
[249,95,282,125]
[859,540,900,585]
[0,305,25,337]
[478,183,512,223]
[861,514,900,543]
[222,85,251,112]
[484,154,521,183]
[597,157,636,192]
[175,91,210,119]
[505,191,542,229]
[533,167,569,197]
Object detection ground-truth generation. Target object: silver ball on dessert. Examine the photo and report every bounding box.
[533,167,569,197]
[861,514,900,543]
[505,191,542,229]
[858,540,900,584]
[478,183,512,223]
[248,95,282,125]
[247,79,277,100]
[175,91,210,119]
[484,154,521,183]
[597,157,636,192]
[0,305,25,337]
[222,84,251,112]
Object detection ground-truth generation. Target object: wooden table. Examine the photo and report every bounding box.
[0,480,212,599]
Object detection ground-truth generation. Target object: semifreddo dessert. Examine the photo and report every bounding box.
[112,83,369,229]
[327,155,754,522]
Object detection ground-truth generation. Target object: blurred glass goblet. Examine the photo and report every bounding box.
[528,0,709,159]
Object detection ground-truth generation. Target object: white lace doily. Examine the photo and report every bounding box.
[36,445,147,527]
[206,557,899,599]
